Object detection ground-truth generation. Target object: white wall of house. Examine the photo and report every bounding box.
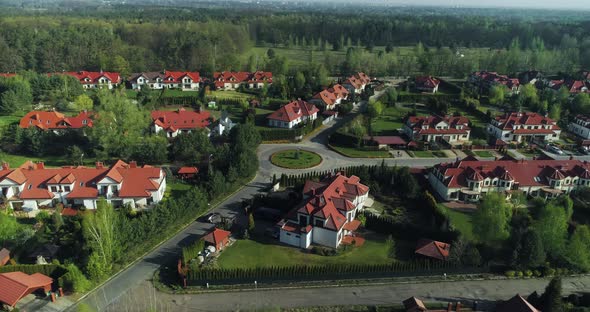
[311,227,340,248]
[280,229,301,247]
[301,231,312,249]
[569,122,590,140]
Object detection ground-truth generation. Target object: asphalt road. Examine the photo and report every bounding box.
[104,276,590,311]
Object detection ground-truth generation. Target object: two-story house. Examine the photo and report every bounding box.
[569,115,590,140]
[267,100,319,129]
[404,115,471,143]
[19,110,94,132]
[343,72,371,94]
[309,84,350,111]
[57,71,121,89]
[428,157,590,202]
[487,112,561,143]
[129,71,201,91]
[0,160,166,211]
[213,71,273,90]
[278,173,369,249]
[151,108,211,138]
[468,71,520,94]
[415,76,441,93]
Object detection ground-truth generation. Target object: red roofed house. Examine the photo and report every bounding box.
[0,160,166,211]
[278,173,369,249]
[19,110,94,132]
[310,84,350,110]
[468,71,520,94]
[129,71,200,91]
[151,108,211,138]
[177,167,199,180]
[203,228,231,251]
[415,76,441,94]
[0,272,53,307]
[495,294,540,312]
[57,71,121,89]
[404,115,471,144]
[267,100,319,129]
[0,73,17,78]
[428,157,590,202]
[213,71,272,90]
[343,72,371,94]
[549,79,589,94]
[487,112,561,143]
[415,239,451,261]
[0,248,10,266]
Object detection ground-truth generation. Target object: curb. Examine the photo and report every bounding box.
[268,149,323,170]
[66,174,258,311]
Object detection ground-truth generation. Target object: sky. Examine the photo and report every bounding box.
[298,0,588,10]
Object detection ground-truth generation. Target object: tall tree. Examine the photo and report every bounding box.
[83,199,120,281]
[533,200,570,259]
[541,277,564,312]
[564,225,590,271]
[488,86,506,106]
[473,192,512,243]
[516,230,546,268]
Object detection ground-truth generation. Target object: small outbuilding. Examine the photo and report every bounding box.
[365,136,407,149]
[0,272,53,307]
[0,248,10,266]
[203,228,231,252]
[178,167,199,180]
[414,239,451,261]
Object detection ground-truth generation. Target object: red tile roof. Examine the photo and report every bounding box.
[344,72,371,90]
[61,207,79,217]
[432,157,590,189]
[162,71,200,84]
[415,239,451,260]
[213,71,272,88]
[0,272,53,307]
[492,112,560,131]
[403,297,428,312]
[415,76,440,89]
[19,111,94,130]
[496,294,540,312]
[178,167,199,174]
[406,115,470,136]
[312,84,349,107]
[470,71,520,89]
[0,248,10,266]
[57,71,121,85]
[0,160,162,200]
[203,228,231,246]
[267,100,319,123]
[151,108,210,131]
[0,73,16,78]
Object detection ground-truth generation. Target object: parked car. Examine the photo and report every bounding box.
[579,146,590,155]
[199,212,222,224]
[546,144,564,155]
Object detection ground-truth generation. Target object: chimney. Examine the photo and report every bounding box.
[129,161,137,168]
[310,188,316,196]
[37,162,45,170]
[447,302,453,312]
[96,162,104,169]
[456,302,462,312]
[1,162,9,170]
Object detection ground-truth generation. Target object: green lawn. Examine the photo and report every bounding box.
[207,90,253,100]
[0,115,21,127]
[329,145,391,158]
[217,234,392,269]
[165,180,192,199]
[412,151,435,158]
[518,148,541,157]
[0,153,91,168]
[444,208,476,242]
[474,150,494,158]
[270,149,322,169]
[370,106,430,136]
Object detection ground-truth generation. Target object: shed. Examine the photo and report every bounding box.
[495,294,540,312]
[0,248,10,266]
[365,136,407,149]
[178,167,199,179]
[415,239,451,261]
[0,272,53,307]
[203,228,231,251]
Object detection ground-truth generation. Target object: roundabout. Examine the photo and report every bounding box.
[270,149,323,169]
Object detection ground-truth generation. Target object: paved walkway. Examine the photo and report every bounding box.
[104,276,590,312]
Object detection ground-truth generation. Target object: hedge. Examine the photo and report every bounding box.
[398,93,460,104]
[364,213,457,243]
[184,261,461,285]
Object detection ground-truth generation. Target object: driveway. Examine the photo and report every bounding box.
[103,276,590,311]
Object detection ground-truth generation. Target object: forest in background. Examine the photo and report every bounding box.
[0,6,590,77]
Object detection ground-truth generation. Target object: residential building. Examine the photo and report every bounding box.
[267,100,319,129]
[487,112,561,143]
[129,71,200,91]
[0,272,53,307]
[0,73,16,78]
[211,111,235,136]
[343,72,371,94]
[468,71,520,94]
[495,294,540,312]
[415,239,451,261]
[428,157,590,202]
[548,79,589,94]
[0,160,166,211]
[404,115,471,143]
[278,173,369,249]
[403,297,463,312]
[19,110,94,132]
[177,167,198,180]
[310,84,350,110]
[213,71,272,90]
[415,76,441,93]
[203,228,231,251]
[57,71,121,89]
[151,108,211,138]
[569,115,590,140]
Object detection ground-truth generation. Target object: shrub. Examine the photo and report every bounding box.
[505,270,516,278]
[534,270,542,277]
[525,270,533,277]
[60,264,93,293]
[544,268,556,277]
[516,271,524,278]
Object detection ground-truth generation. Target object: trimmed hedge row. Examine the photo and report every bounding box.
[0,264,68,277]
[185,261,459,285]
[398,93,460,104]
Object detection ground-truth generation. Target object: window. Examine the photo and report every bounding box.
[50,186,58,192]
[484,180,490,186]
[315,219,324,227]
[64,186,71,192]
[493,180,498,186]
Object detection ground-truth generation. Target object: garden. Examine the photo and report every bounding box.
[270,149,323,169]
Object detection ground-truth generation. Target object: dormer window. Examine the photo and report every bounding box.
[64,186,71,192]
[28,185,32,190]
[82,119,87,125]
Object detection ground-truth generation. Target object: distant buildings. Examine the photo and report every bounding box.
[468,71,520,94]
[129,71,200,91]
[343,72,371,94]
[151,108,211,138]
[213,71,273,90]
[415,76,441,94]
[403,115,471,143]
[56,71,121,89]
[569,115,590,140]
[487,112,561,143]
[309,84,350,110]
[19,110,94,132]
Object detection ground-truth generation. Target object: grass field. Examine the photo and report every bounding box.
[0,153,91,167]
[217,234,392,269]
[206,90,253,100]
[165,180,192,199]
[371,106,429,136]
[444,208,476,242]
[329,145,391,158]
[412,151,435,158]
[270,149,322,169]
